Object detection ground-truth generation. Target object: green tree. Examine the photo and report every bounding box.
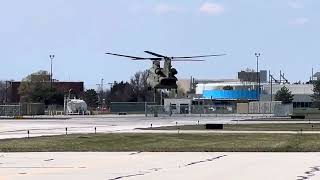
[275,86,294,104]
[311,79,320,108]
[84,89,99,107]
[18,70,63,105]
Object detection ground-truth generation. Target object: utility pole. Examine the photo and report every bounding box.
[269,71,274,102]
[96,78,104,105]
[101,78,104,92]
[255,53,261,101]
[108,82,114,90]
[280,70,282,84]
[49,55,55,88]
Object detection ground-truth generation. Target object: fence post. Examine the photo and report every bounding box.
[145,102,147,117]
[65,127,68,136]
[27,130,30,139]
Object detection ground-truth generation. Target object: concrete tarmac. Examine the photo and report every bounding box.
[1,115,320,139]
[1,116,319,180]
[0,152,319,180]
[0,114,275,139]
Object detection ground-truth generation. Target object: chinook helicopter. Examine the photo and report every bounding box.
[106,51,225,91]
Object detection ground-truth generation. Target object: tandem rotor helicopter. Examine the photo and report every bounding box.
[105,51,226,92]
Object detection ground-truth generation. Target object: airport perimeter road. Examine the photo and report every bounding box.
[0,114,270,139]
[0,152,319,180]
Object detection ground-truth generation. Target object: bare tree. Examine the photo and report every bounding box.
[130,71,149,91]
[130,71,153,102]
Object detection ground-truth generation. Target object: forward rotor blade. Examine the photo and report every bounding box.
[144,51,167,58]
[171,59,206,62]
[171,54,226,59]
[105,52,145,59]
[131,58,163,61]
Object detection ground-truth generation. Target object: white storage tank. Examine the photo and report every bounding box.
[67,99,87,114]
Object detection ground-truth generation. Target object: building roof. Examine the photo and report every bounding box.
[195,79,240,84]
[313,72,320,78]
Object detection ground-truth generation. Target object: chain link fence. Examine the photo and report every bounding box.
[0,105,21,116]
[0,103,45,116]
[146,105,237,117]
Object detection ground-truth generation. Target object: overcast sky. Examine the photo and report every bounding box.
[0,0,319,89]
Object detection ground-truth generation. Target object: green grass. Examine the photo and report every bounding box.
[140,123,320,131]
[1,133,320,152]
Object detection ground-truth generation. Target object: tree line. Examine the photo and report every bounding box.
[2,70,320,109]
[2,70,157,107]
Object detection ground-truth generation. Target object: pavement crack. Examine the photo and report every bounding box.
[184,155,227,167]
[297,166,320,180]
[108,171,150,180]
[44,159,54,162]
[108,168,162,180]
[129,151,142,155]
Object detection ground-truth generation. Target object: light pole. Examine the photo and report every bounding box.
[49,55,55,88]
[255,53,261,100]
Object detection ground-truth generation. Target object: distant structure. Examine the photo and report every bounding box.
[238,70,267,83]
[261,84,313,108]
[313,72,320,81]
[66,99,87,115]
[187,69,314,109]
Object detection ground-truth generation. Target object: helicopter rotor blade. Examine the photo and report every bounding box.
[144,51,167,58]
[131,58,163,61]
[171,59,206,62]
[171,54,226,59]
[105,52,146,59]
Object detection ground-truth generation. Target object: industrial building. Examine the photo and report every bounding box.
[194,70,267,102]
[261,84,313,108]
[192,70,315,109]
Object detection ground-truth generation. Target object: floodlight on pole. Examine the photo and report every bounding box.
[49,54,55,88]
[255,53,261,100]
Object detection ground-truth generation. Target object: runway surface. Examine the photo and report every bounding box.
[1,115,319,180]
[0,152,319,180]
[0,114,270,139]
[0,114,319,139]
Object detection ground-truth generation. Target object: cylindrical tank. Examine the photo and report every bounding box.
[67,99,88,114]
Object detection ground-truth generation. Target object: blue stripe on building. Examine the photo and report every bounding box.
[203,90,258,100]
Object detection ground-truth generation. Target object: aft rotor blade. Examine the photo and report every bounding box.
[105,52,145,59]
[171,54,226,59]
[171,59,206,61]
[144,51,167,58]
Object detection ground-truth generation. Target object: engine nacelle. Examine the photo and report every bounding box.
[155,68,162,75]
[171,68,178,76]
